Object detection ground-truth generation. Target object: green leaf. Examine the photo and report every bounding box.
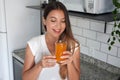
[109,0,120,51]
[113,37,116,41]
[119,32,120,37]
[112,8,118,14]
[116,30,119,34]
[111,41,115,45]
[112,0,117,6]
[116,3,120,8]
[112,0,116,5]
[111,31,115,36]
[114,22,117,27]
[108,46,111,50]
[113,16,117,20]
[118,39,120,42]
[112,0,120,8]
[118,23,120,28]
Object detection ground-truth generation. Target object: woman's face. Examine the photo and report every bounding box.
[43,9,66,38]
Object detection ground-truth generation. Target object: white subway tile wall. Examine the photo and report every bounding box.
[118,48,120,58]
[106,23,113,34]
[108,55,120,67]
[74,35,86,46]
[81,46,90,56]
[69,15,120,68]
[93,50,107,62]
[71,26,83,36]
[96,32,109,43]
[101,43,118,56]
[69,16,77,26]
[83,29,96,39]
[114,40,120,47]
[106,21,120,34]
[90,20,105,33]
[87,39,100,50]
[77,18,90,29]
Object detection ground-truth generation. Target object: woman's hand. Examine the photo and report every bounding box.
[59,51,73,65]
[39,55,56,68]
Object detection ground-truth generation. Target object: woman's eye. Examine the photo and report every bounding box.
[61,20,65,23]
[51,19,56,22]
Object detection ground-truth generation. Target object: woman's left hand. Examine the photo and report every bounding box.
[59,51,73,65]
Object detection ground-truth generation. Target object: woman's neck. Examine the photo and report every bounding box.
[45,33,58,55]
[45,33,58,44]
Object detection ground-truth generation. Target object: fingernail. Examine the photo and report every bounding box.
[60,56,63,58]
[63,52,65,54]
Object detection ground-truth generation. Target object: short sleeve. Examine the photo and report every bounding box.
[27,36,40,56]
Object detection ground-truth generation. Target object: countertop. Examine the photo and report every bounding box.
[12,48,25,63]
[12,49,120,80]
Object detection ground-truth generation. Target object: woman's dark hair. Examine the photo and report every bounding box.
[43,1,77,46]
[43,1,71,38]
[43,1,79,79]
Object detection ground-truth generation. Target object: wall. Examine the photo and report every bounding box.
[4,0,40,80]
[69,15,120,68]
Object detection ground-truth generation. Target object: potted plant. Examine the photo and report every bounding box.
[107,0,120,50]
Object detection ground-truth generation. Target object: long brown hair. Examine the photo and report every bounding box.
[43,1,79,79]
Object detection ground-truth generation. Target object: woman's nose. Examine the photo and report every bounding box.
[55,22,61,29]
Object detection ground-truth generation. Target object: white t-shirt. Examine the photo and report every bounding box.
[27,35,62,80]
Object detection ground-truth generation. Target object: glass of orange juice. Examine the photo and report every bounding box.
[55,40,67,63]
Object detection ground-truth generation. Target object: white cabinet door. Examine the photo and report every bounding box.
[0,0,6,32]
[0,33,9,80]
[13,57,23,80]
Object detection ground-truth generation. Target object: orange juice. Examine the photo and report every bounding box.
[55,40,67,62]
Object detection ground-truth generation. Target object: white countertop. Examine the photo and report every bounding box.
[12,48,25,63]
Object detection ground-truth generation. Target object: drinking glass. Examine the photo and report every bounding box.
[55,40,67,63]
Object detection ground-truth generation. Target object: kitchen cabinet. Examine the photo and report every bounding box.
[12,49,25,80]
[13,57,23,80]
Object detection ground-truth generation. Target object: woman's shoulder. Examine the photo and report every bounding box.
[27,34,45,56]
[29,35,45,41]
[28,34,45,43]
[27,34,45,48]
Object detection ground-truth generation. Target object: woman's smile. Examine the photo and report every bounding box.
[44,9,66,37]
[53,29,61,34]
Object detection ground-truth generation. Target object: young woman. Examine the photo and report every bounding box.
[22,1,80,80]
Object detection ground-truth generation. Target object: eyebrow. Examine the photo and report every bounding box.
[50,17,56,19]
[50,16,65,19]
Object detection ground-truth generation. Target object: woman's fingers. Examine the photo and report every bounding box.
[44,55,56,59]
[59,59,68,65]
[59,51,73,65]
[41,51,72,67]
[61,51,72,59]
[41,55,56,68]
